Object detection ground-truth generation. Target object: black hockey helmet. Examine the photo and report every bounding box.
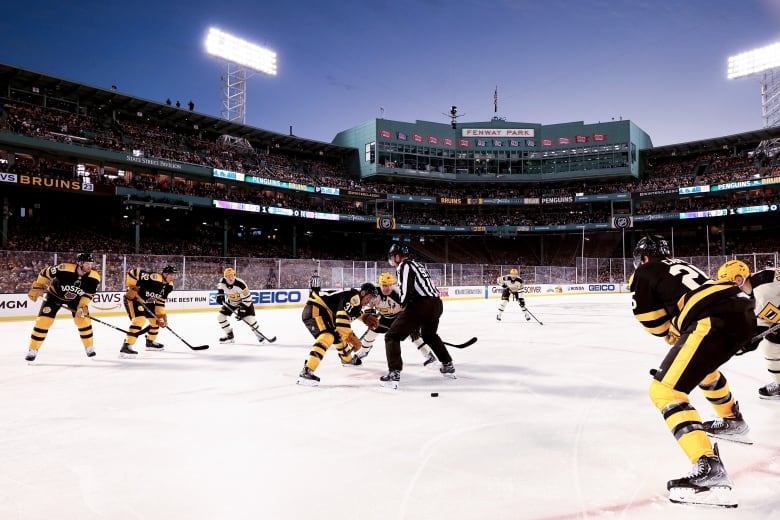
[162,264,178,274]
[76,252,94,263]
[360,282,378,297]
[633,234,671,268]
[388,242,409,266]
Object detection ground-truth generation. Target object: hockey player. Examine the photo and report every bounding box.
[216,267,266,344]
[297,283,380,386]
[631,234,755,507]
[717,259,780,399]
[496,268,531,321]
[382,242,456,389]
[25,252,100,361]
[356,272,437,366]
[119,265,176,358]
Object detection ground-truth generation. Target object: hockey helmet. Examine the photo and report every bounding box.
[224,267,236,277]
[717,260,750,285]
[360,282,378,297]
[509,268,519,276]
[388,242,409,266]
[76,252,94,263]
[162,265,177,274]
[633,234,671,268]
[378,272,396,286]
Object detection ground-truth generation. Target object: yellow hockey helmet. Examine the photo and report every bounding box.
[717,260,749,283]
[224,267,236,277]
[378,272,396,285]
[510,268,519,276]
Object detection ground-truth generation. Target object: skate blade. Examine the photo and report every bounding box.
[669,486,737,508]
[145,348,164,352]
[296,378,319,387]
[119,353,138,359]
[219,340,235,344]
[706,432,753,445]
[758,394,780,401]
[379,381,399,390]
[441,373,457,380]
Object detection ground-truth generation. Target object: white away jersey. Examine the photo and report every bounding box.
[750,268,780,326]
[217,276,253,308]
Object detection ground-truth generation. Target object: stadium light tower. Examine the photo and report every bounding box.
[205,27,277,125]
[728,41,780,154]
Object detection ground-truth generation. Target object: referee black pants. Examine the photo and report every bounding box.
[384,297,452,371]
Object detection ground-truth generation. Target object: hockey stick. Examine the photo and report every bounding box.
[443,336,478,349]
[90,316,150,336]
[752,321,780,342]
[135,299,209,350]
[220,304,277,343]
[524,307,544,325]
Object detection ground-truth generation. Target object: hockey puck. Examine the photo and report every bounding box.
[430,392,439,397]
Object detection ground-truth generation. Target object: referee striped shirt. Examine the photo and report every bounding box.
[397,259,439,304]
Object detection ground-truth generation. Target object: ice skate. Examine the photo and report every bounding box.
[341,355,362,367]
[255,333,265,344]
[145,339,164,351]
[219,332,235,344]
[522,308,531,321]
[296,367,320,386]
[355,349,370,360]
[423,352,437,367]
[667,443,736,508]
[496,313,502,321]
[702,401,752,444]
[25,349,38,362]
[119,342,138,359]
[758,382,780,400]
[379,370,400,389]
[85,346,96,358]
[439,361,457,379]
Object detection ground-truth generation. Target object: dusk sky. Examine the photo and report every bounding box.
[1,1,779,146]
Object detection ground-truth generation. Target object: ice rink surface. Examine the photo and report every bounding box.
[2,293,780,520]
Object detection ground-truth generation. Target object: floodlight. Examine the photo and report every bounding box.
[727,42,780,79]
[205,27,276,76]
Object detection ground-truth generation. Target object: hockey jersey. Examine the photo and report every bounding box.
[217,275,254,308]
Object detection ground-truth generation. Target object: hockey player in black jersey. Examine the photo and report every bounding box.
[25,252,101,361]
[717,259,780,399]
[119,265,176,357]
[297,283,379,386]
[216,267,266,344]
[356,272,437,366]
[496,268,531,321]
[630,234,755,507]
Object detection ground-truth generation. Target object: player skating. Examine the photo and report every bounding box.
[356,271,437,366]
[216,267,268,344]
[717,259,780,399]
[119,265,176,358]
[630,234,755,507]
[496,268,531,322]
[25,252,100,361]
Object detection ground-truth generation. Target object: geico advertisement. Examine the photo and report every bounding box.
[0,289,308,319]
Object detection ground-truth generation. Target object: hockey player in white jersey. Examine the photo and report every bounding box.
[496,268,531,321]
[356,272,438,366]
[216,268,266,344]
[718,260,780,399]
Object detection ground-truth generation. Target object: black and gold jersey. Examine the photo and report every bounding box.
[36,262,100,306]
[630,257,709,337]
[307,288,363,324]
[126,268,174,305]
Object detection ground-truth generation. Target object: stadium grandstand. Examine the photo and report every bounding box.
[1,61,779,294]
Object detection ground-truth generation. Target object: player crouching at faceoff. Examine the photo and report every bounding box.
[297,283,380,386]
[25,252,101,361]
[357,272,438,366]
[119,265,176,358]
[496,268,531,321]
[717,259,780,399]
[631,234,755,507]
[216,267,266,344]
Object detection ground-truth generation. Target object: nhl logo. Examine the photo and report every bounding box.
[377,216,395,230]
[613,216,632,229]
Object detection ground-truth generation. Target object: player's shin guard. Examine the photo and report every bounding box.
[650,379,712,463]
[305,332,335,371]
[29,315,55,350]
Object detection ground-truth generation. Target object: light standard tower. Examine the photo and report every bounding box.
[728,41,780,154]
[205,27,277,125]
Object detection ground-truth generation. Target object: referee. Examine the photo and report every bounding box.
[381,242,455,388]
[308,271,321,295]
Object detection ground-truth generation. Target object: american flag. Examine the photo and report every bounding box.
[493,86,498,113]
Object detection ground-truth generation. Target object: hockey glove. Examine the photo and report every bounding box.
[346,331,362,351]
[360,313,380,330]
[76,297,91,318]
[518,297,526,307]
[28,282,45,302]
[216,293,225,305]
[155,313,167,328]
[124,286,139,301]
[237,304,252,318]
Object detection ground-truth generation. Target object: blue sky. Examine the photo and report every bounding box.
[1,1,779,146]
